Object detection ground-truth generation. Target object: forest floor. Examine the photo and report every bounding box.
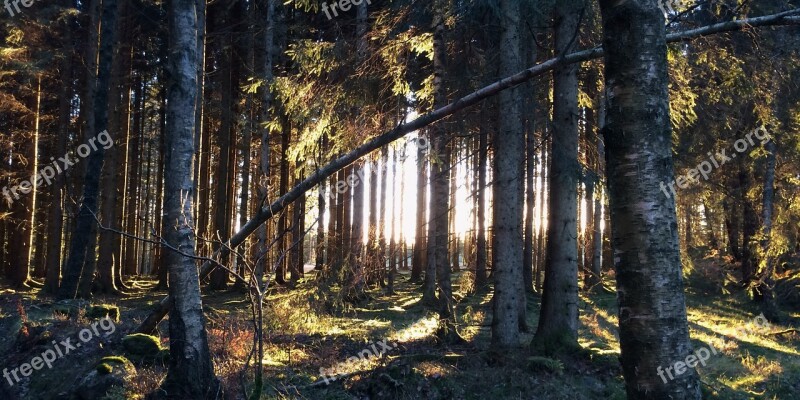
[0,251,799,400]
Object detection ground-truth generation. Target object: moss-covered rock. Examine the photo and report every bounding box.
[121,334,162,363]
[73,357,135,400]
[86,305,120,322]
[96,356,133,376]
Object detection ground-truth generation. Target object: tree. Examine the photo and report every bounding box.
[490,0,526,350]
[533,0,583,353]
[156,0,220,396]
[598,0,701,397]
[58,0,120,300]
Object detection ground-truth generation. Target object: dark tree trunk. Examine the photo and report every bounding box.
[533,0,582,352]
[411,132,428,283]
[740,164,758,283]
[58,0,119,299]
[290,174,305,286]
[254,0,275,286]
[45,25,73,293]
[209,2,240,290]
[474,99,488,289]
[491,0,526,350]
[275,118,291,285]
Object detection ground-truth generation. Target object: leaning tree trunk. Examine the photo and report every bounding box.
[533,0,582,353]
[598,0,701,398]
[157,0,220,397]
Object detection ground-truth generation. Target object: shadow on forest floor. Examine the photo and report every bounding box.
[0,252,798,399]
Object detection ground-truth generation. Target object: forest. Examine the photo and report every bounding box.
[1,0,799,399]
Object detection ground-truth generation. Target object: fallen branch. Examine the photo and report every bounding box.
[769,328,800,336]
[135,9,800,334]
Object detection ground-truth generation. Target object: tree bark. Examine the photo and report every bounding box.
[598,0,701,397]
[411,133,428,283]
[474,104,488,289]
[254,0,276,286]
[156,0,220,396]
[58,0,119,299]
[533,0,582,352]
[45,30,73,293]
[491,0,526,350]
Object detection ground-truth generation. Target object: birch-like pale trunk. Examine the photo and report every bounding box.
[598,0,701,397]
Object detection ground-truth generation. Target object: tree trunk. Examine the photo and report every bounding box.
[45,34,73,293]
[156,0,220,396]
[533,0,582,352]
[411,133,428,283]
[490,0,526,350]
[348,160,366,296]
[209,3,240,290]
[316,135,327,272]
[387,147,398,293]
[254,0,275,286]
[378,147,388,286]
[474,105,488,289]
[275,118,291,285]
[523,108,536,294]
[754,131,777,319]
[589,113,606,289]
[740,163,758,283]
[58,0,119,299]
[598,0,701,397]
[290,174,305,286]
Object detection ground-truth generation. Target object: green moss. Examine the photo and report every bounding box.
[86,304,120,322]
[96,363,113,375]
[121,334,162,362]
[99,356,131,366]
